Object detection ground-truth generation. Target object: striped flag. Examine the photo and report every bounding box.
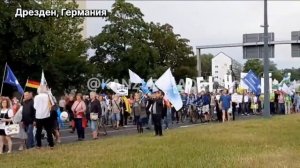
[25,80,40,89]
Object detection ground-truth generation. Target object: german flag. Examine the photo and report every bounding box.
[26,80,40,89]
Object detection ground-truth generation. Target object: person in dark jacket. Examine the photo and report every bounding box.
[65,94,75,133]
[89,92,101,139]
[21,92,36,149]
[151,91,164,136]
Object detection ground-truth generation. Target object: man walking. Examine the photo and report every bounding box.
[34,86,54,149]
[151,91,164,136]
[21,92,36,149]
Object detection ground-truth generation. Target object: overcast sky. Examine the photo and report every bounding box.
[86,1,300,69]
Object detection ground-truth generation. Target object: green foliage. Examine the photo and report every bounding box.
[243,59,283,81]
[243,59,263,75]
[200,54,214,79]
[0,0,92,96]
[90,0,196,81]
[283,68,300,81]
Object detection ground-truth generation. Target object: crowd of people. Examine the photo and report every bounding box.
[0,84,299,154]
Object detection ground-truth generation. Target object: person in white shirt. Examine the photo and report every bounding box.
[34,85,54,149]
[0,98,14,154]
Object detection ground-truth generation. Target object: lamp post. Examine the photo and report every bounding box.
[262,0,271,117]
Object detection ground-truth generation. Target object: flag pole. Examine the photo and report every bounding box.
[20,77,29,102]
[0,63,7,96]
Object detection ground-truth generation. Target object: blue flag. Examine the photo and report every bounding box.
[101,82,106,90]
[243,70,261,95]
[140,81,150,94]
[3,65,24,94]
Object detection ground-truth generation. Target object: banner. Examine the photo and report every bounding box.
[243,70,261,95]
[185,78,193,94]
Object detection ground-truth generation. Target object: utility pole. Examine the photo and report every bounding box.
[263,0,271,117]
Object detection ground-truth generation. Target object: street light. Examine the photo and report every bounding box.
[262,0,271,117]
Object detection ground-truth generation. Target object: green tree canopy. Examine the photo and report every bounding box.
[243,59,283,81]
[199,54,214,79]
[0,0,92,96]
[90,0,197,81]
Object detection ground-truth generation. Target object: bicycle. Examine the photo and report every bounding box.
[195,105,205,123]
[180,105,188,123]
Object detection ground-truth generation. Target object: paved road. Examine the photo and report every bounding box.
[9,114,260,151]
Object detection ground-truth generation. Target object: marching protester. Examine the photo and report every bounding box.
[150,91,164,136]
[278,91,285,114]
[34,85,55,149]
[71,93,87,141]
[83,95,90,127]
[66,94,75,133]
[11,98,27,151]
[0,98,14,154]
[119,97,126,127]
[285,94,291,115]
[215,93,222,122]
[132,93,147,133]
[21,92,36,149]
[50,104,61,144]
[111,94,121,129]
[250,93,259,115]
[220,90,231,122]
[202,92,211,122]
[99,95,108,125]
[122,96,131,126]
[294,92,300,113]
[89,92,101,139]
[162,98,171,130]
[210,93,216,121]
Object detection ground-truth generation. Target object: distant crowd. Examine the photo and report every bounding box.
[0,85,300,154]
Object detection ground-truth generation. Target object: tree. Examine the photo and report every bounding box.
[243,59,263,76]
[0,0,92,96]
[90,0,197,81]
[199,54,214,79]
[243,59,283,81]
[283,68,300,81]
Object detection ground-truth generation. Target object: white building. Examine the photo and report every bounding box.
[73,0,87,39]
[211,52,242,86]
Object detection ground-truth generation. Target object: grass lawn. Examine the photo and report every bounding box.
[1,114,300,168]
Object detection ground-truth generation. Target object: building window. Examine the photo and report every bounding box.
[215,76,218,79]
[215,71,218,73]
[215,65,218,68]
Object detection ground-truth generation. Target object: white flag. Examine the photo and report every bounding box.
[129,69,144,83]
[41,70,47,86]
[146,77,154,88]
[281,83,293,96]
[155,68,182,111]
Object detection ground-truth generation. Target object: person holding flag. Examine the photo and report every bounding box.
[34,85,54,149]
[150,91,164,136]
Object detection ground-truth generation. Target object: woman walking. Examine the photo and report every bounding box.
[111,95,121,129]
[12,99,27,151]
[0,98,14,154]
[66,94,75,133]
[89,92,101,139]
[132,93,147,133]
[71,93,87,141]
